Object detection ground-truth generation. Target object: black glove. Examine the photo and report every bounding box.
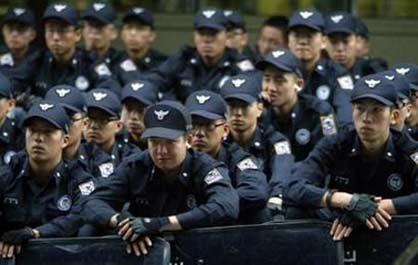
[130,217,169,237]
[1,227,34,244]
[346,194,377,224]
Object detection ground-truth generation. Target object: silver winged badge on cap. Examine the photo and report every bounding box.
[196,95,211,104]
[92,92,107,101]
[39,103,54,111]
[154,110,169,120]
[232,78,246,88]
[365,79,381,88]
[56,88,71,97]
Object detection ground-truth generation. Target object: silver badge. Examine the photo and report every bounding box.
[196,95,211,104]
[295,128,311,145]
[57,195,72,211]
[316,85,331,100]
[3,151,16,165]
[274,141,291,155]
[75,76,89,91]
[396,68,410,75]
[99,162,114,178]
[331,15,344,23]
[300,11,313,19]
[79,181,95,196]
[204,168,223,185]
[93,3,106,11]
[93,92,107,101]
[131,82,144,91]
[387,174,403,192]
[365,79,381,88]
[154,110,169,120]
[272,50,285,58]
[54,4,67,12]
[55,88,71,97]
[202,10,216,18]
[39,103,54,111]
[231,78,246,88]
[320,114,337,136]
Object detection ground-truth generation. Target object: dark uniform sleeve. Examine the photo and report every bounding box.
[82,158,134,227]
[176,165,239,229]
[284,135,339,208]
[35,165,96,237]
[331,62,354,126]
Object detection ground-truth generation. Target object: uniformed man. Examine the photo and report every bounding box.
[220,74,294,216]
[185,90,270,223]
[79,89,139,180]
[146,8,255,102]
[82,100,239,256]
[256,48,338,161]
[285,74,418,241]
[391,63,418,140]
[287,8,354,125]
[0,72,21,167]
[0,7,37,68]
[324,12,379,82]
[0,101,95,259]
[44,84,87,160]
[13,2,120,109]
[120,79,158,149]
[255,15,289,61]
[223,9,258,63]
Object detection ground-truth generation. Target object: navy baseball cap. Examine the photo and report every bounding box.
[0,72,13,99]
[23,100,70,133]
[142,101,192,140]
[223,9,245,30]
[288,8,324,32]
[185,90,226,121]
[351,74,397,106]
[42,3,79,27]
[353,16,369,39]
[379,70,411,102]
[324,12,355,35]
[121,80,158,107]
[221,74,261,104]
[256,48,303,78]
[391,63,418,91]
[2,7,36,26]
[194,8,227,31]
[122,7,154,28]
[82,2,116,25]
[45,85,87,114]
[86,89,121,117]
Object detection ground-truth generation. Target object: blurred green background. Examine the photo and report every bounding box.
[2,0,418,65]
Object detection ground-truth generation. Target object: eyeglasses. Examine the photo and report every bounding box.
[86,116,119,127]
[192,122,225,132]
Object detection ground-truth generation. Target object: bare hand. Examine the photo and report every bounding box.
[365,207,392,231]
[118,218,134,241]
[330,219,353,241]
[0,241,21,259]
[125,237,153,256]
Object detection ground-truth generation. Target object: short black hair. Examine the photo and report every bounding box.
[260,15,289,42]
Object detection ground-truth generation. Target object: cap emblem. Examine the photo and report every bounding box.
[196,95,211,104]
[39,103,54,111]
[154,110,169,120]
[92,92,107,101]
[365,79,381,88]
[232,78,246,88]
[299,11,313,19]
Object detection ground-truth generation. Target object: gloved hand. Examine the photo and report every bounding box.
[116,212,133,225]
[130,217,169,237]
[1,228,34,244]
[346,194,377,224]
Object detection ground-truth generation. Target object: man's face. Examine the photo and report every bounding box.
[148,136,187,172]
[226,100,261,133]
[25,118,67,163]
[83,19,117,51]
[190,117,227,156]
[326,33,357,69]
[121,100,146,139]
[226,27,247,53]
[263,66,299,108]
[2,22,35,52]
[257,25,286,56]
[121,21,154,53]
[0,97,14,124]
[407,91,418,126]
[288,26,323,63]
[45,19,80,59]
[355,35,370,58]
[85,108,120,146]
[194,28,226,61]
[352,99,392,145]
[67,111,86,147]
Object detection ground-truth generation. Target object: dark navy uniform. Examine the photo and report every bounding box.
[286,128,418,214]
[117,49,167,72]
[78,138,140,180]
[0,117,22,167]
[407,126,418,141]
[348,57,381,82]
[147,46,255,102]
[0,151,95,237]
[83,149,239,229]
[264,94,338,161]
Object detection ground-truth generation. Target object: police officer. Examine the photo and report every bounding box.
[324,12,379,82]
[120,79,158,149]
[285,74,418,241]
[13,2,120,108]
[287,8,354,125]
[118,7,167,75]
[0,101,95,259]
[147,8,255,102]
[44,85,87,160]
[257,48,338,161]
[223,9,258,63]
[220,74,294,215]
[82,2,143,86]
[391,63,418,140]
[185,90,270,223]
[82,100,239,256]
[0,7,37,68]
[255,15,289,61]
[79,89,139,180]
[0,73,22,167]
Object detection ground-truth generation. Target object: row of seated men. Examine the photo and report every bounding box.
[0,2,417,259]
